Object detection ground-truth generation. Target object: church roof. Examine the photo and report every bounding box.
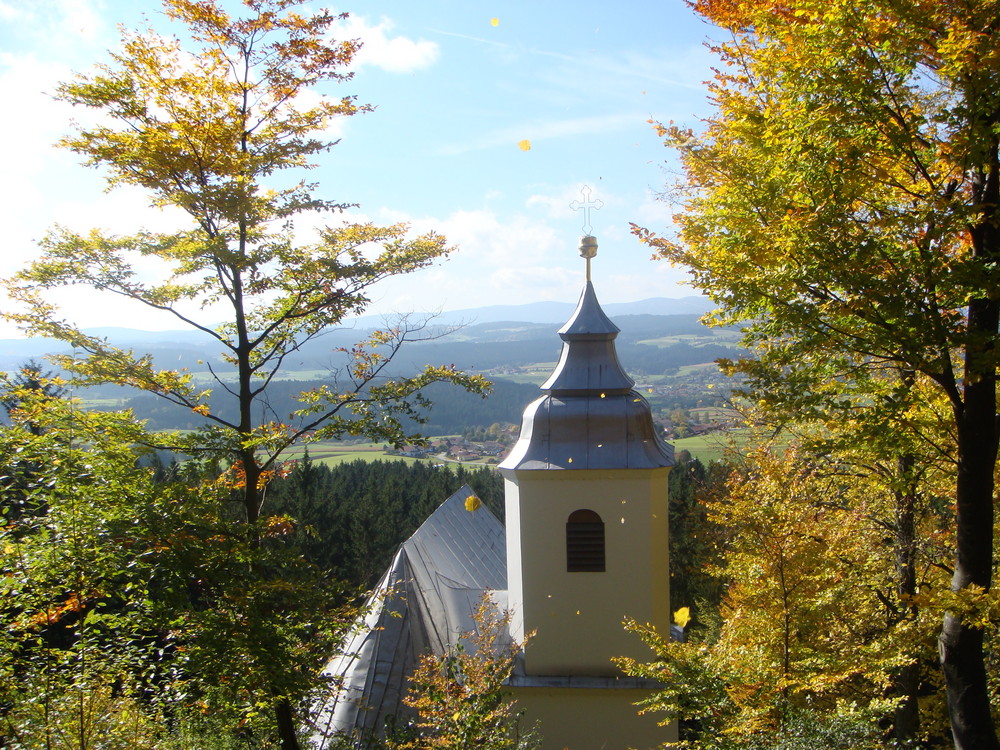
[310,485,506,746]
[500,274,674,472]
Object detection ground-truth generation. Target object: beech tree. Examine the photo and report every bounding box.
[620,445,952,749]
[4,1,486,747]
[396,597,538,750]
[639,1,1000,746]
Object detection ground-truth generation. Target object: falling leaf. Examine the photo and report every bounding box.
[465,494,482,512]
[674,606,691,629]
[518,139,531,151]
[490,17,499,27]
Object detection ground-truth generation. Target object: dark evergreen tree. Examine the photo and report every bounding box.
[266,459,504,588]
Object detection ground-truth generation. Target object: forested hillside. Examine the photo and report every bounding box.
[113,378,541,434]
[264,459,504,588]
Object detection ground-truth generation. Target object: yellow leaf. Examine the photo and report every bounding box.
[465,494,482,512]
[490,17,499,27]
[673,606,691,629]
[518,139,531,151]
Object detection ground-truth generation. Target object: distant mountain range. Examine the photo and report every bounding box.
[0,295,741,433]
[354,295,715,327]
[0,296,720,374]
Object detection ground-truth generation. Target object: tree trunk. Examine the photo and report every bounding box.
[275,697,300,750]
[940,298,1000,750]
[892,452,920,746]
[893,661,921,747]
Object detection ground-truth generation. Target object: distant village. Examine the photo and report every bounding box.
[384,424,519,464]
[384,401,741,465]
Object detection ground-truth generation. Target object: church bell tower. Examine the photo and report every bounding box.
[499,234,675,748]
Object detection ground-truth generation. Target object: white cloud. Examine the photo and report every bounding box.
[0,1,25,21]
[354,206,577,316]
[2,0,108,49]
[337,16,439,74]
[286,87,352,142]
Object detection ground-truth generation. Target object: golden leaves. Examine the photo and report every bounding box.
[517,139,531,151]
[673,606,692,629]
[262,515,295,537]
[464,494,482,512]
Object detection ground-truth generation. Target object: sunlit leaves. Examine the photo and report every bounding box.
[2,4,487,740]
[397,597,536,750]
[674,607,691,629]
[640,0,1000,386]
[622,446,946,747]
[638,1,1000,743]
[3,0,485,514]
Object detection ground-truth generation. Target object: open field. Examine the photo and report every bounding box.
[278,442,406,467]
[669,432,739,463]
[670,427,791,464]
[637,333,741,348]
[495,363,556,386]
[674,362,724,377]
[277,440,500,468]
[689,406,741,423]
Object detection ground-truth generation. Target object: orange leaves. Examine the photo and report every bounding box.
[692,0,807,32]
[24,592,85,629]
[262,515,295,538]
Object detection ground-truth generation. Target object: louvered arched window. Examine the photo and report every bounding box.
[566,509,605,572]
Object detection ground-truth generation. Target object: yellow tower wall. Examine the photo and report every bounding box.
[504,468,670,677]
[508,682,677,750]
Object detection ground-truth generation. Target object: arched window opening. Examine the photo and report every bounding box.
[567,509,605,572]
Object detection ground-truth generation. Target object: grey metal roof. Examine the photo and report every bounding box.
[310,485,506,746]
[500,280,674,472]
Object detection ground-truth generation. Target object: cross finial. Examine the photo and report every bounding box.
[570,185,603,236]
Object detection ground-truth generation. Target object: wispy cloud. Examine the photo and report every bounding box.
[429,27,707,91]
[428,28,510,50]
[437,113,642,156]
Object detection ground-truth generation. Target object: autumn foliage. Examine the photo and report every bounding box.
[637,0,1000,746]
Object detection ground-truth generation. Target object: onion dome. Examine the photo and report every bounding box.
[499,237,674,472]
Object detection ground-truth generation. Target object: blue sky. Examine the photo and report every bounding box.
[0,0,718,336]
